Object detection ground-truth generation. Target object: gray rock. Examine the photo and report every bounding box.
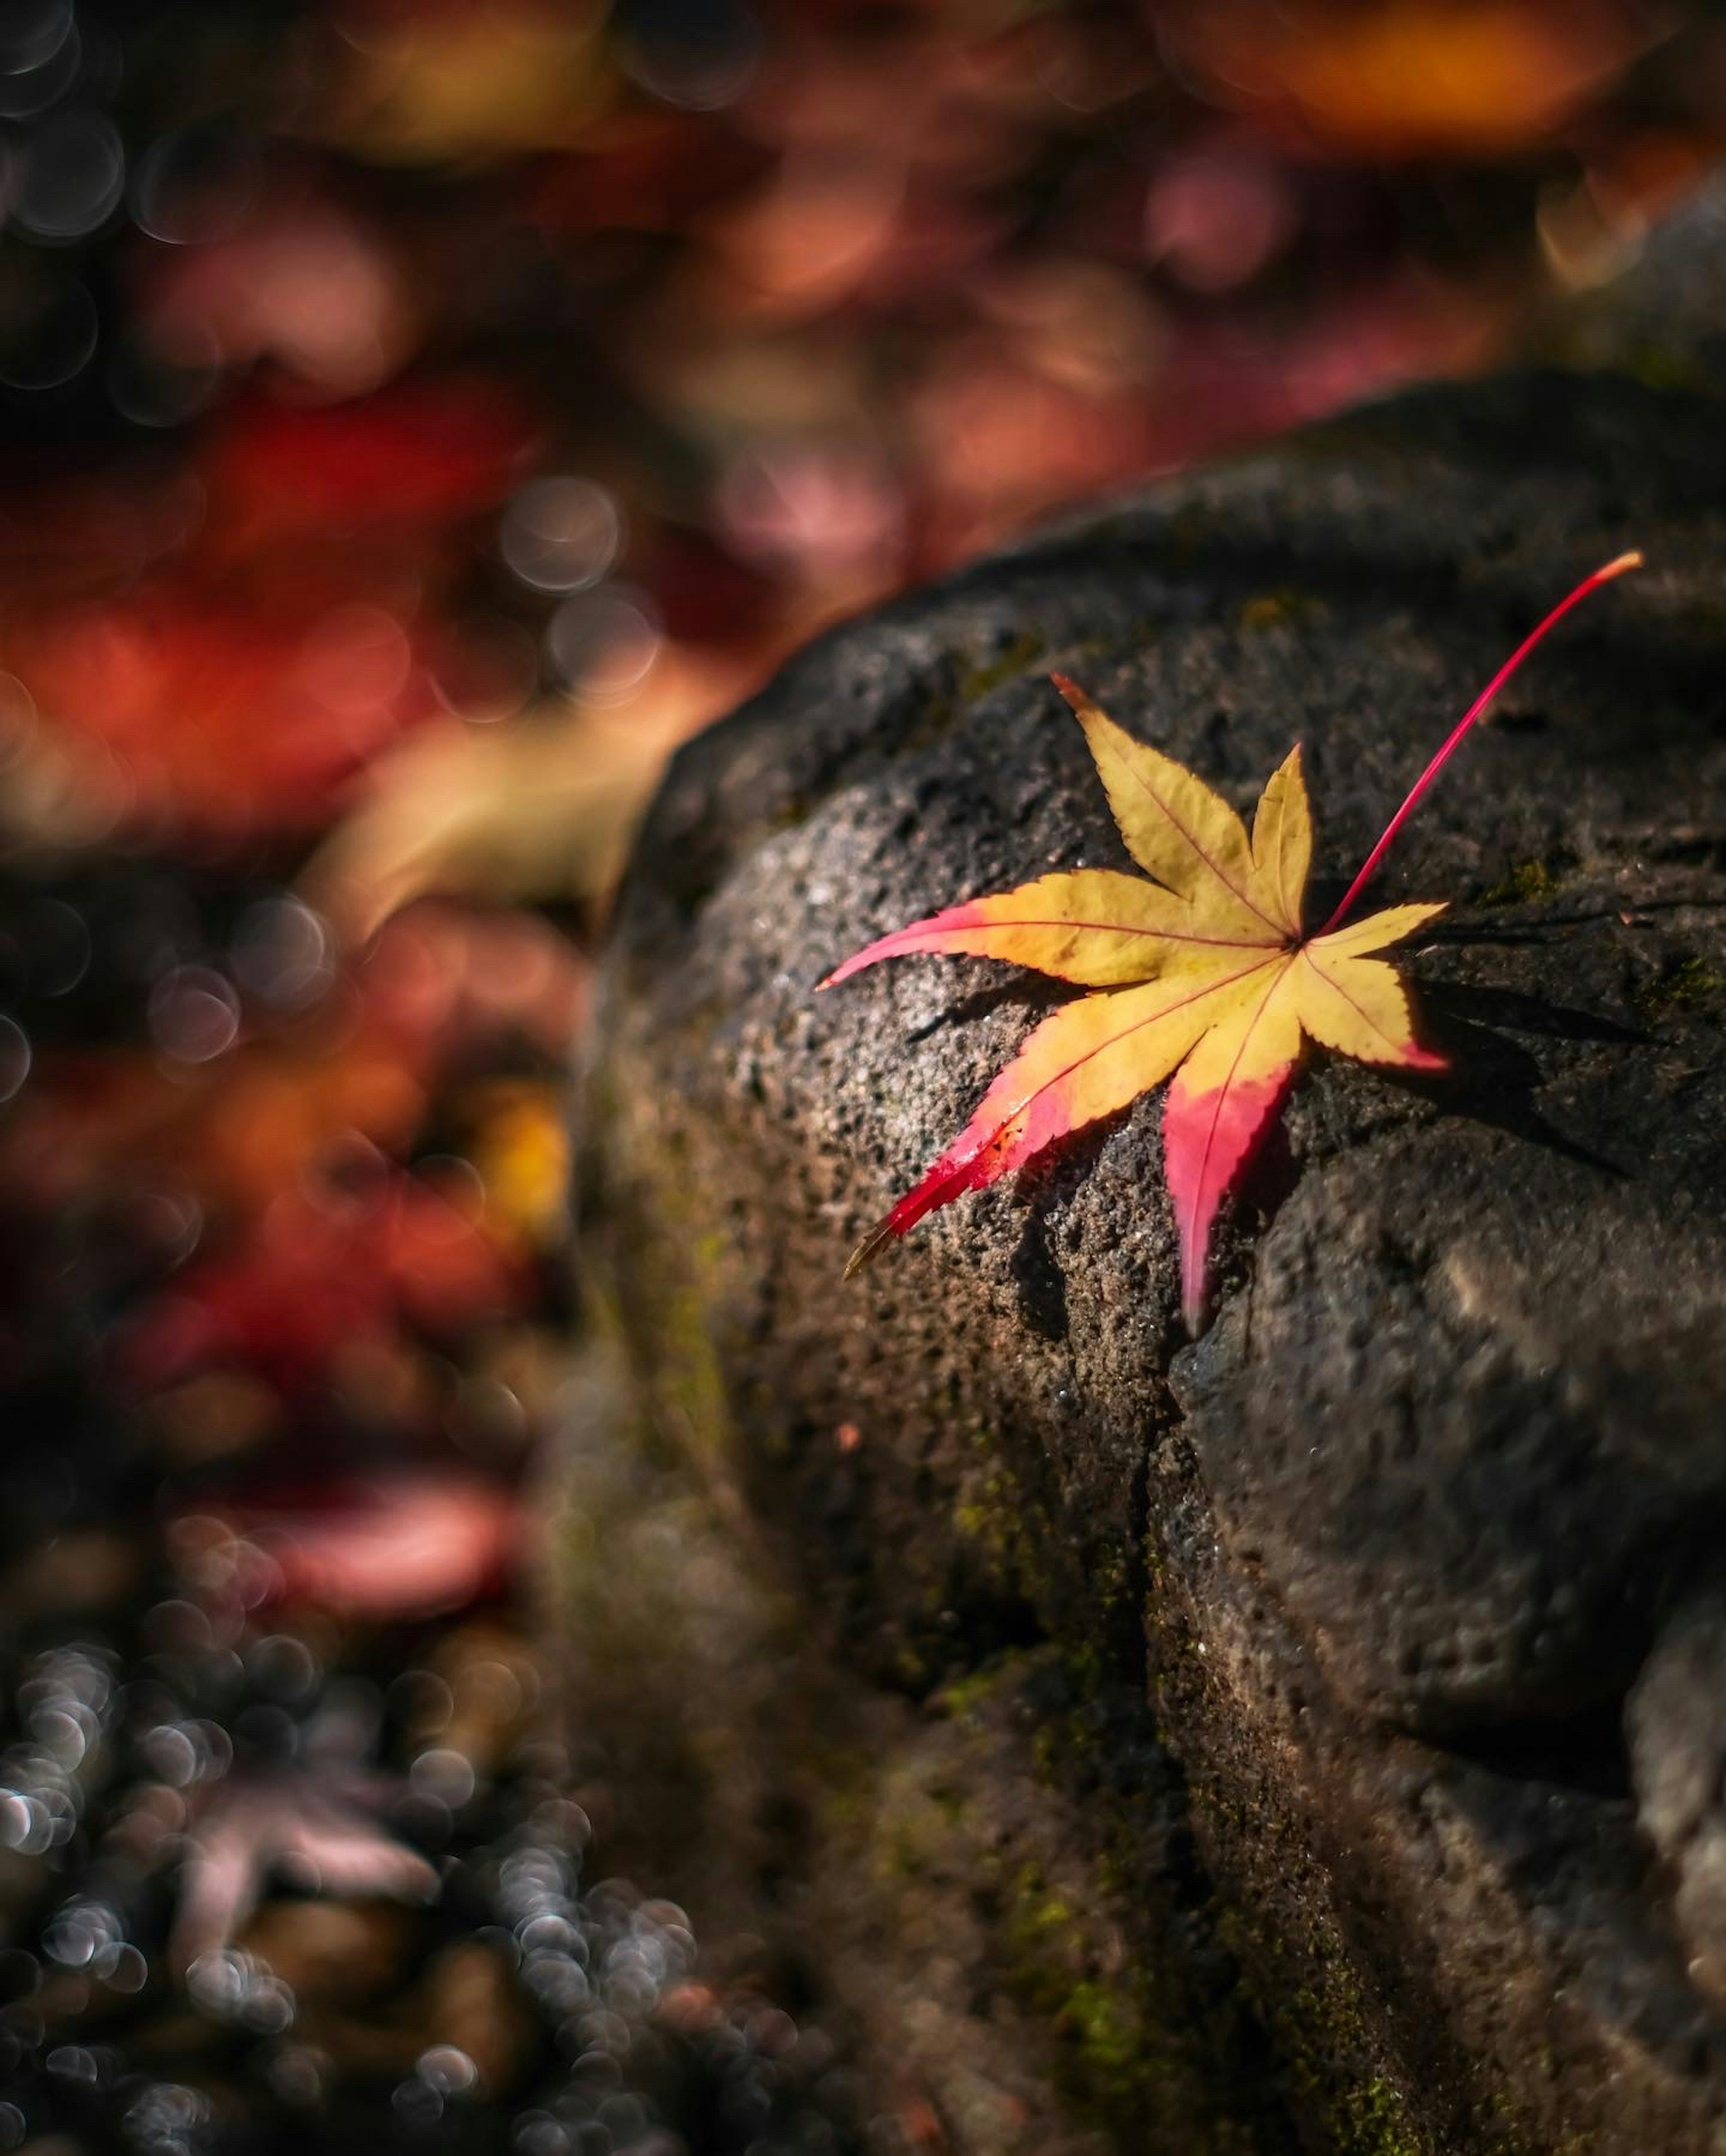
[585,279,1726,2151]
[1629,1598,1726,2003]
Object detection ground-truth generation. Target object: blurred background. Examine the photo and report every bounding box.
[0,1,1722,2149]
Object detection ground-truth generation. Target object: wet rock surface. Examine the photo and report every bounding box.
[584,282,1726,2147]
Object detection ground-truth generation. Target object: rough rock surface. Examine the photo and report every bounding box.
[581,227,1726,2152]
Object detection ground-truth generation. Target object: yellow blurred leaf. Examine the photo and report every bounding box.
[302,653,758,942]
[310,1,614,163]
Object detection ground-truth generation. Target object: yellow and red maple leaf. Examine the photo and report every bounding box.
[822,552,1639,1330]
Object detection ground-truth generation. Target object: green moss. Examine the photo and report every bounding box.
[1340,2077,1427,2156]
[952,1445,1044,1597]
[1009,1871,1078,1946]
[1477,857,1563,907]
[581,1082,744,1478]
[1002,1861,1204,2138]
[949,1460,1120,1665]
[1633,953,1725,1025]
[892,1641,933,1692]
[929,1782,967,1824]
[649,1267,734,1463]
[1217,1876,1432,2156]
[1238,587,1320,632]
[1064,1638,1104,1695]
[580,1260,632,1363]
[896,686,959,756]
[936,1658,1021,1720]
[1088,1542,1130,1621]
[840,1735,986,1890]
[1068,629,1118,667]
[1161,1574,1449,2156]
[809,1647,1274,2153]
[1066,1981,1167,2096]
[957,628,1047,704]
[1619,342,1722,398]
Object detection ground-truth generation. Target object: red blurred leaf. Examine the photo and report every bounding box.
[120,1169,525,1397]
[204,382,540,549]
[181,1472,525,1623]
[6,592,444,838]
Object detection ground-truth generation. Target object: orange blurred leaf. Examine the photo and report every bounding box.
[1172,0,1653,160]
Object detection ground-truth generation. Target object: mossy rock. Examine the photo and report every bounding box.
[580,213,1726,2152]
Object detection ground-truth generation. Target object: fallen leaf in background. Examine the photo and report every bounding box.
[462,1082,574,1255]
[824,554,1639,1329]
[170,1769,438,1971]
[2,1041,424,1231]
[306,0,613,164]
[0,382,541,849]
[179,1473,525,1622]
[1168,0,1657,159]
[120,1169,524,1399]
[202,383,539,552]
[2,907,582,1235]
[139,189,419,398]
[3,591,446,841]
[301,659,756,941]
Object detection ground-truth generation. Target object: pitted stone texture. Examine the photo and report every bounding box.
[591,361,1726,2152]
[1629,1599,1726,2003]
[1173,1127,1726,1734]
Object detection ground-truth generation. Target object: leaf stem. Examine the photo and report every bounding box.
[1319,550,1642,936]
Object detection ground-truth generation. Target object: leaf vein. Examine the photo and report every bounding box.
[1093,724,1283,934]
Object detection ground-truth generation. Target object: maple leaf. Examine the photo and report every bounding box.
[822,552,1640,1331]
